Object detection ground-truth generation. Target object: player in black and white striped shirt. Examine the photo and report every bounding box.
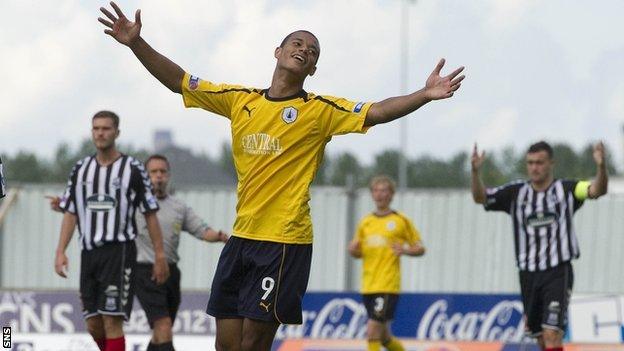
[471,141,608,351]
[54,110,170,351]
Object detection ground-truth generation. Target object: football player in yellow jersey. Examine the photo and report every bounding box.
[349,176,425,351]
[99,2,463,350]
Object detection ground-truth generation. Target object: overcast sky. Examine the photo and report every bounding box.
[1,0,623,167]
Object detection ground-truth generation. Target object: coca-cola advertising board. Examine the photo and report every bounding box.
[2,290,623,347]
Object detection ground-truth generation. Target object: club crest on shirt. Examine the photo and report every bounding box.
[282,106,298,124]
[386,220,396,231]
[189,75,200,90]
[86,193,117,212]
[111,177,121,189]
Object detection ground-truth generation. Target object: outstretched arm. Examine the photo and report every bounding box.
[202,228,229,243]
[588,141,608,199]
[364,59,465,127]
[98,2,184,93]
[471,143,487,204]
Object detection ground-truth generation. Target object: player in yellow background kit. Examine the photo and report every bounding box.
[349,175,426,351]
[99,2,463,350]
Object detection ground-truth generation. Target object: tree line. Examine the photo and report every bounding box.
[1,139,617,188]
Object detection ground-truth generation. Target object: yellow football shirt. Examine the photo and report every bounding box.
[181,72,372,244]
[354,211,422,294]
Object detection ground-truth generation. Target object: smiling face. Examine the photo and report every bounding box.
[274,30,320,79]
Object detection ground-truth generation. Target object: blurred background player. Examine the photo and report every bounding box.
[98,2,464,350]
[348,175,425,351]
[471,141,608,351]
[0,156,5,198]
[54,110,169,351]
[136,154,229,351]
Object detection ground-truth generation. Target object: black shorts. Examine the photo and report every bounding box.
[134,262,181,328]
[519,262,574,336]
[80,241,136,321]
[363,294,399,322]
[206,236,312,324]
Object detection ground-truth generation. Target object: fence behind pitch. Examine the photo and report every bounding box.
[1,184,623,293]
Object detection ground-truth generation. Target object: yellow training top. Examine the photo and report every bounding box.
[354,211,422,294]
[182,72,372,244]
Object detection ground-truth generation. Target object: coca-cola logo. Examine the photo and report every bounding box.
[417,299,525,342]
[276,298,367,340]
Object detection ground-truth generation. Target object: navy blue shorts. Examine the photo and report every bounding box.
[206,236,312,324]
[363,293,399,322]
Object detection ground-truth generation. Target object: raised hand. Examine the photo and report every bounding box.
[98,2,142,47]
[593,141,605,167]
[425,58,465,100]
[471,143,486,171]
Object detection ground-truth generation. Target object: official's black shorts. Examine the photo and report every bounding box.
[80,241,136,321]
[206,236,312,324]
[134,262,181,328]
[363,293,399,322]
[519,261,574,336]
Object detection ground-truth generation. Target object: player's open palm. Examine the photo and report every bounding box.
[98,2,142,47]
[471,143,486,171]
[425,59,465,100]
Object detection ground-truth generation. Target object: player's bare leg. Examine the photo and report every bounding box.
[152,317,173,343]
[366,320,383,351]
[380,321,405,351]
[150,316,174,350]
[241,318,279,351]
[215,318,243,351]
[86,315,106,350]
[536,335,546,350]
[102,315,126,350]
[542,329,563,350]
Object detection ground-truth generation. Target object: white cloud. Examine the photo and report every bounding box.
[477,107,518,150]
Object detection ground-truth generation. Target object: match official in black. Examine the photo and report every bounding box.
[135,154,228,351]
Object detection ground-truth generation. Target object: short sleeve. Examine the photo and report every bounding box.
[484,181,522,213]
[183,204,209,240]
[130,160,159,214]
[316,96,372,138]
[354,218,366,242]
[181,72,250,119]
[59,159,86,214]
[562,179,585,212]
[403,218,422,245]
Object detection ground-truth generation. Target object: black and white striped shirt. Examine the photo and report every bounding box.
[485,179,587,272]
[0,157,5,198]
[60,154,159,250]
